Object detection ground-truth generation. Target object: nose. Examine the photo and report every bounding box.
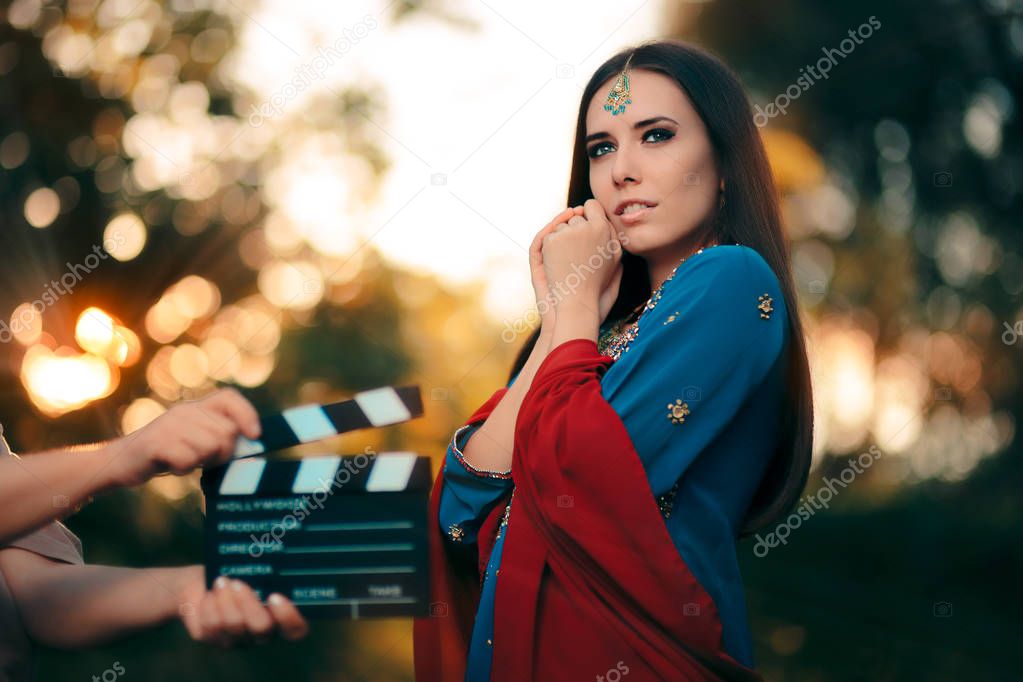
[611,142,641,187]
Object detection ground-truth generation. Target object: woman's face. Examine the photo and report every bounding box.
[585,69,720,263]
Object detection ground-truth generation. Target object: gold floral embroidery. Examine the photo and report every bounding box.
[663,311,680,325]
[758,293,774,319]
[447,524,464,543]
[667,399,690,425]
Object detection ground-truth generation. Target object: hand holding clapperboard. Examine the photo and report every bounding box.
[199,385,429,619]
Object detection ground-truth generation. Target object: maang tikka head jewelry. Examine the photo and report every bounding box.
[603,52,635,116]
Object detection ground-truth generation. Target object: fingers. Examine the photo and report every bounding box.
[194,410,240,461]
[529,227,547,268]
[533,208,572,252]
[197,580,229,646]
[229,579,275,642]
[266,593,309,641]
[549,207,576,225]
[165,417,232,474]
[210,577,248,644]
[532,207,578,266]
[581,198,608,226]
[545,208,575,235]
[202,388,261,440]
[194,578,290,647]
[554,203,596,232]
[578,199,623,253]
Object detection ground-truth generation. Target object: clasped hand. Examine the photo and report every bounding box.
[529,198,624,330]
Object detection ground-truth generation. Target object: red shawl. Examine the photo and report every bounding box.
[414,339,762,681]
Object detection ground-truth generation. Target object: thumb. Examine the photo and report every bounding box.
[531,208,573,270]
[530,227,549,270]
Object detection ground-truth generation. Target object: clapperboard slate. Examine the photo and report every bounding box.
[200,385,432,619]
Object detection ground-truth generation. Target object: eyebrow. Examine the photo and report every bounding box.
[584,116,679,144]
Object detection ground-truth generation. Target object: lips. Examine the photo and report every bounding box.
[617,204,655,226]
[614,198,659,216]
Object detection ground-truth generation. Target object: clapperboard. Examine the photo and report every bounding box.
[200,385,432,618]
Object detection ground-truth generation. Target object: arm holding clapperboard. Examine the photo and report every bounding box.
[0,388,308,665]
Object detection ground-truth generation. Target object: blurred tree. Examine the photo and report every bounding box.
[0,1,506,680]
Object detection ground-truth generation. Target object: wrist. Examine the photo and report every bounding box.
[96,435,157,491]
[551,299,600,347]
[78,442,126,495]
[556,295,600,320]
[536,324,554,350]
[169,565,204,621]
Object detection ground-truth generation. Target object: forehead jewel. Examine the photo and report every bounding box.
[603,52,635,117]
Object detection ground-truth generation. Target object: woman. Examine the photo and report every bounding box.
[414,40,813,681]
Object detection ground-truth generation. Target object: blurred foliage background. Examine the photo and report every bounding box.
[0,0,1020,680]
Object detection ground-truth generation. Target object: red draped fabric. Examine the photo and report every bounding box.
[414,339,763,682]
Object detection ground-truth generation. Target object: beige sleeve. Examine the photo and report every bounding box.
[0,426,85,565]
[5,521,84,566]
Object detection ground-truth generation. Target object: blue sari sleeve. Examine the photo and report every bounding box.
[599,245,789,491]
[438,374,519,546]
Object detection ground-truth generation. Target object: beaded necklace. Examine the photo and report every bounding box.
[597,243,722,361]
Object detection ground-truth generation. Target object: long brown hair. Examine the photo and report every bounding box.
[508,39,814,537]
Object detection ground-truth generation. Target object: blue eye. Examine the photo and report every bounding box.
[586,128,675,159]
[587,142,613,159]
[644,128,674,143]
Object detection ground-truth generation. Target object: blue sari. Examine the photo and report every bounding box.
[438,244,789,681]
